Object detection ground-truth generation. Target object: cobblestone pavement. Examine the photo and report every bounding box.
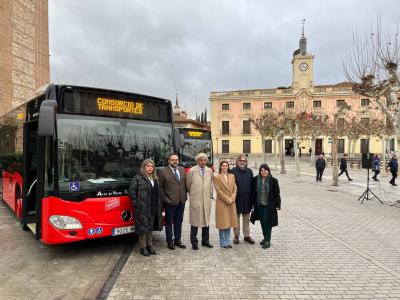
[0,198,134,300]
[108,171,400,300]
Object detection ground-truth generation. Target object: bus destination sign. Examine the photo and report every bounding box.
[96,97,144,115]
[180,128,211,139]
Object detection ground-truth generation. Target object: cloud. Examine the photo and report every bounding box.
[49,0,400,117]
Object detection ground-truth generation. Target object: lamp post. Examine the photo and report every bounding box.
[216,136,219,156]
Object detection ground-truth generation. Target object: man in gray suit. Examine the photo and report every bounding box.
[158,154,188,250]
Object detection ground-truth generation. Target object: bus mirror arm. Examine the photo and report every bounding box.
[38,100,58,137]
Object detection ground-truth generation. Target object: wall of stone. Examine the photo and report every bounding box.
[0,0,49,116]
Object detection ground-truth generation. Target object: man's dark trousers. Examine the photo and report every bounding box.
[165,201,185,244]
[390,171,398,185]
[190,226,209,245]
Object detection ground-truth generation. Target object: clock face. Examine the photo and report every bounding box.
[299,62,308,71]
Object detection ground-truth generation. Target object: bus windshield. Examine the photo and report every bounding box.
[57,115,172,192]
[181,139,212,167]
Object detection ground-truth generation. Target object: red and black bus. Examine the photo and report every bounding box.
[0,84,179,244]
[177,128,213,170]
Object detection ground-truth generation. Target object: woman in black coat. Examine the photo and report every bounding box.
[251,164,281,249]
[129,159,163,256]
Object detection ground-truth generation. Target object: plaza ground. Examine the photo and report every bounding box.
[0,158,399,299]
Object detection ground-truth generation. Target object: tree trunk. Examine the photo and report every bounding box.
[261,133,266,164]
[294,124,300,176]
[351,138,357,158]
[382,137,387,177]
[332,134,339,186]
[347,138,352,157]
[278,136,286,174]
[274,136,278,170]
[310,136,316,166]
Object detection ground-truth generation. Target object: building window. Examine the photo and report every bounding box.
[222,140,229,153]
[286,101,294,108]
[337,139,345,153]
[243,102,251,110]
[336,99,346,107]
[313,100,321,107]
[264,102,272,109]
[265,140,272,153]
[243,140,251,153]
[360,139,369,154]
[338,118,345,128]
[361,99,369,106]
[222,103,229,110]
[221,121,230,135]
[243,120,251,134]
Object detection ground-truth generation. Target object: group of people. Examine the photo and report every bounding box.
[314,152,399,186]
[128,153,281,256]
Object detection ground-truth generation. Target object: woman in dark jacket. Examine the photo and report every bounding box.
[251,164,281,249]
[129,159,163,256]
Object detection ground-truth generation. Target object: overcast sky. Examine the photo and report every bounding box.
[49,0,399,117]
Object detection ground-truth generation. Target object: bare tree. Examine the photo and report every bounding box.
[343,17,400,149]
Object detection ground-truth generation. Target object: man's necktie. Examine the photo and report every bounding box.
[174,168,180,181]
[201,168,205,177]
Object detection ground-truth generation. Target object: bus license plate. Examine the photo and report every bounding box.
[112,226,135,236]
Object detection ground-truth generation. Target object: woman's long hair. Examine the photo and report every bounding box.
[258,164,271,176]
[140,159,158,179]
[218,161,232,174]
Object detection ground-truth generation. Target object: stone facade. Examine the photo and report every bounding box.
[0,0,49,116]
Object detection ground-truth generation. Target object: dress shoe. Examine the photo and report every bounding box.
[192,244,199,250]
[260,239,265,245]
[167,243,175,250]
[146,246,156,255]
[201,242,213,248]
[174,241,186,249]
[262,241,270,249]
[244,237,255,244]
[227,245,232,248]
[233,235,239,244]
[140,247,150,256]
[348,178,353,181]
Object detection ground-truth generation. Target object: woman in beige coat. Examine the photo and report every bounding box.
[214,161,238,248]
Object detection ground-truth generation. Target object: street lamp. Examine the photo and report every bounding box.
[279,128,287,174]
[216,136,219,156]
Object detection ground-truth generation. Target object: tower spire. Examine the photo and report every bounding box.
[302,18,305,35]
[173,91,181,115]
[299,19,307,55]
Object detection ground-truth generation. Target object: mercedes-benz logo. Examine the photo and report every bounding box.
[121,210,132,221]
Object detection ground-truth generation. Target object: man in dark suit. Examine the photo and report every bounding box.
[158,154,188,250]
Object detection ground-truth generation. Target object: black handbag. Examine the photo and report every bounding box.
[250,209,257,224]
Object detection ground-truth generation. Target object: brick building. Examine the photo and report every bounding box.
[0,0,49,116]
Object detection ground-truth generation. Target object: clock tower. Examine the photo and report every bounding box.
[291,25,314,92]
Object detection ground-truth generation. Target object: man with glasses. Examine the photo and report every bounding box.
[231,154,255,245]
[159,154,187,250]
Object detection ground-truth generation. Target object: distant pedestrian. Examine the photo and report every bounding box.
[299,148,302,157]
[309,147,312,156]
[231,154,255,245]
[315,154,326,182]
[290,146,294,157]
[389,155,398,186]
[129,159,162,257]
[371,155,380,181]
[186,153,214,250]
[338,154,353,181]
[213,161,238,249]
[158,154,187,250]
[251,164,281,249]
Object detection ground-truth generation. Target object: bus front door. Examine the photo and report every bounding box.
[22,121,40,238]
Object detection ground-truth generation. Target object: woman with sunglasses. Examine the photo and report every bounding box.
[252,164,281,249]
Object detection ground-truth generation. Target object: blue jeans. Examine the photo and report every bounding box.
[219,228,231,246]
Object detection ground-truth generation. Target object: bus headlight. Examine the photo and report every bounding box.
[49,215,83,230]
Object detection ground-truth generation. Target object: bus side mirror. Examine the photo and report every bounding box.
[38,100,58,137]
